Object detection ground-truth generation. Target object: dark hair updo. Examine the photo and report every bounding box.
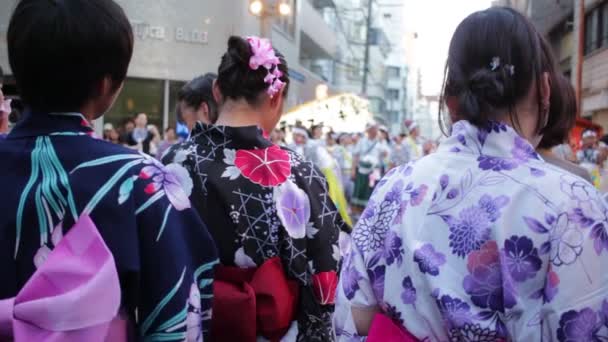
[178,73,218,119]
[217,36,290,106]
[441,7,572,136]
[537,74,577,149]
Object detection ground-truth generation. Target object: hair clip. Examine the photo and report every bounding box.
[490,56,500,71]
[489,56,515,76]
[246,36,284,98]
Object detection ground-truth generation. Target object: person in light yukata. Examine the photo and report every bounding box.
[335,7,608,341]
[577,129,605,187]
[334,133,355,200]
[404,120,423,161]
[351,123,390,214]
[291,127,353,227]
[0,1,217,341]
[163,36,348,341]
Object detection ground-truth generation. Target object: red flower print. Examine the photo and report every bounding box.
[312,271,338,305]
[235,145,291,187]
[466,240,499,273]
[144,182,159,194]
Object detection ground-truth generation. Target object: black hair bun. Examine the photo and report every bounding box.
[226,36,253,71]
[457,65,515,126]
[217,36,290,105]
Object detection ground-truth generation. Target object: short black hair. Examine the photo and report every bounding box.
[8,0,133,112]
[0,65,3,83]
[440,7,569,137]
[178,73,218,120]
[537,74,577,149]
[217,36,290,106]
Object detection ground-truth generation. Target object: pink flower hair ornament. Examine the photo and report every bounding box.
[247,36,285,98]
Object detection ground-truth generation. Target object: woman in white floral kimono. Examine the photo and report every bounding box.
[335,7,608,341]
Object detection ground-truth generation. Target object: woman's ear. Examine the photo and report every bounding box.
[446,96,459,118]
[540,72,551,109]
[270,87,285,108]
[196,102,211,125]
[269,86,285,109]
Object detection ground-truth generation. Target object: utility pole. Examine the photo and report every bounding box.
[361,0,373,95]
[576,0,585,117]
[260,14,271,38]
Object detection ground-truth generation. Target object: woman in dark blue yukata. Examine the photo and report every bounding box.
[0,1,217,341]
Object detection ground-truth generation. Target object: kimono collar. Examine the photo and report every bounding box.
[191,122,273,149]
[438,120,542,170]
[7,110,94,139]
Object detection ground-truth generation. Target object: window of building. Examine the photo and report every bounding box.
[386,66,400,79]
[348,58,363,80]
[348,20,366,44]
[275,0,297,38]
[584,2,608,55]
[387,89,400,100]
[386,110,399,122]
[105,78,164,130]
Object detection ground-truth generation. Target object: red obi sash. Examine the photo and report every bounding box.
[211,257,299,342]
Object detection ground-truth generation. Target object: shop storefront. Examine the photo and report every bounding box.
[103,78,185,131]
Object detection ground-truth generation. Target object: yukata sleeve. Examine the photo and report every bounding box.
[540,190,608,341]
[133,174,218,341]
[334,168,411,341]
[334,240,378,341]
[294,162,343,340]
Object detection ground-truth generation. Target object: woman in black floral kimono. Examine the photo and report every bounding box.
[163,36,348,341]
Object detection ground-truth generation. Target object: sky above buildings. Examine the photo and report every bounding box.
[402,0,492,96]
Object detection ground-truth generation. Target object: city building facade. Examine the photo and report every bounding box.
[0,0,339,133]
[495,0,608,133]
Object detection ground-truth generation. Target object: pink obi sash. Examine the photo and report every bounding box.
[0,215,130,341]
[367,313,419,342]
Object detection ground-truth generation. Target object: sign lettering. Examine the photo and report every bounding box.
[130,20,208,45]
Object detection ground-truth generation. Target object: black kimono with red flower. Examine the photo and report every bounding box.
[163,123,348,341]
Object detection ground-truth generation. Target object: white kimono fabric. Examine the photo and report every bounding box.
[335,120,608,341]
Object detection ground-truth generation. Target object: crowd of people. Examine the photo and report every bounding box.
[98,79,432,227]
[101,113,178,159]
[2,1,608,342]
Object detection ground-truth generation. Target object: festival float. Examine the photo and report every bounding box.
[281,93,374,133]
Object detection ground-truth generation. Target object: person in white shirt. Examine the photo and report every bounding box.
[351,123,389,212]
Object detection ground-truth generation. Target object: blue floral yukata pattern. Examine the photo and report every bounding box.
[334,120,608,341]
[0,112,218,341]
